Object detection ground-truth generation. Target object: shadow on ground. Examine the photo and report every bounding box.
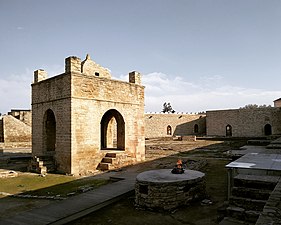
[0,138,248,224]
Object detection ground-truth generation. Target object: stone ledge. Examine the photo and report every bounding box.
[256,178,281,225]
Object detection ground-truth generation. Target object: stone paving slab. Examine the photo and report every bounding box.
[0,173,137,225]
[230,145,266,157]
[226,153,281,171]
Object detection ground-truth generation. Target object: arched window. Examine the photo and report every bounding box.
[194,124,199,133]
[167,125,172,135]
[264,124,272,136]
[43,109,56,152]
[101,109,125,150]
[226,124,232,137]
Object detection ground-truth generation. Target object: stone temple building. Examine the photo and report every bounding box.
[31,54,145,175]
[0,109,31,148]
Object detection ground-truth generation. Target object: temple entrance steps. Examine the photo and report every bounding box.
[96,152,133,171]
[220,174,280,225]
[28,155,56,175]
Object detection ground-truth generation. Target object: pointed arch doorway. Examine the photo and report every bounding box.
[100,109,125,150]
[43,109,56,152]
[226,124,232,137]
[264,124,272,136]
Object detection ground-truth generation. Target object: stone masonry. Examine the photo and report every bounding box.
[32,54,145,175]
[0,115,31,148]
[206,107,281,137]
[8,109,32,126]
[145,113,206,138]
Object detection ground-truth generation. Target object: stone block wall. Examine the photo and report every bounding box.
[32,72,72,173]
[2,115,31,143]
[145,113,206,138]
[8,110,32,126]
[274,98,281,107]
[70,73,145,174]
[0,118,4,142]
[206,108,281,137]
[32,54,145,175]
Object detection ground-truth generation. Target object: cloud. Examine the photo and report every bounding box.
[1,70,280,115]
[0,66,63,114]
[0,69,32,114]
[138,72,281,113]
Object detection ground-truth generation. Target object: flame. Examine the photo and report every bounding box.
[177,159,182,168]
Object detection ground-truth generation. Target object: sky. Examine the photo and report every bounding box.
[1,0,281,114]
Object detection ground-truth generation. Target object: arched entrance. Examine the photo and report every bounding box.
[264,124,272,136]
[167,125,172,135]
[194,124,199,134]
[43,109,56,152]
[226,124,232,137]
[101,109,125,150]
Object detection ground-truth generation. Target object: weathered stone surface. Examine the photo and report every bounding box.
[256,179,281,225]
[206,107,281,137]
[2,115,31,143]
[135,169,206,211]
[32,54,145,175]
[145,113,206,138]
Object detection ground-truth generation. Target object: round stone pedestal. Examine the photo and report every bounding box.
[135,169,206,211]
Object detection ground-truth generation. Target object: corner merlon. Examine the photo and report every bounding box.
[34,69,47,83]
[65,56,82,73]
[129,71,141,85]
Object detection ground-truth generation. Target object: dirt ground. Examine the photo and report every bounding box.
[0,138,248,224]
[68,138,248,225]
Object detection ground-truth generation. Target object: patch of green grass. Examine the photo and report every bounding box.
[0,174,110,197]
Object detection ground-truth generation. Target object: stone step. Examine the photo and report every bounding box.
[29,156,56,173]
[226,206,261,224]
[35,155,54,161]
[105,153,117,158]
[247,140,270,146]
[266,144,281,149]
[219,217,252,225]
[245,210,261,223]
[219,210,260,225]
[226,206,245,221]
[43,161,55,166]
[231,187,272,200]
[102,157,113,163]
[97,163,110,171]
[234,174,279,190]
[229,196,266,211]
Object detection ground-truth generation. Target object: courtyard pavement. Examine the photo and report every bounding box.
[0,171,138,225]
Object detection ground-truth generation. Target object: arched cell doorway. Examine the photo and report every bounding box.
[264,124,272,136]
[43,109,56,152]
[226,124,232,137]
[101,109,125,150]
[167,125,172,135]
[194,124,199,134]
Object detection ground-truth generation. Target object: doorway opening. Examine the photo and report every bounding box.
[226,124,232,137]
[194,124,199,134]
[167,125,172,135]
[101,109,125,150]
[43,109,56,152]
[264,124,272,136]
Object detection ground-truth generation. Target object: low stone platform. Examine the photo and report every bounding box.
[0,169,18,178]
[135,169,206,211]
